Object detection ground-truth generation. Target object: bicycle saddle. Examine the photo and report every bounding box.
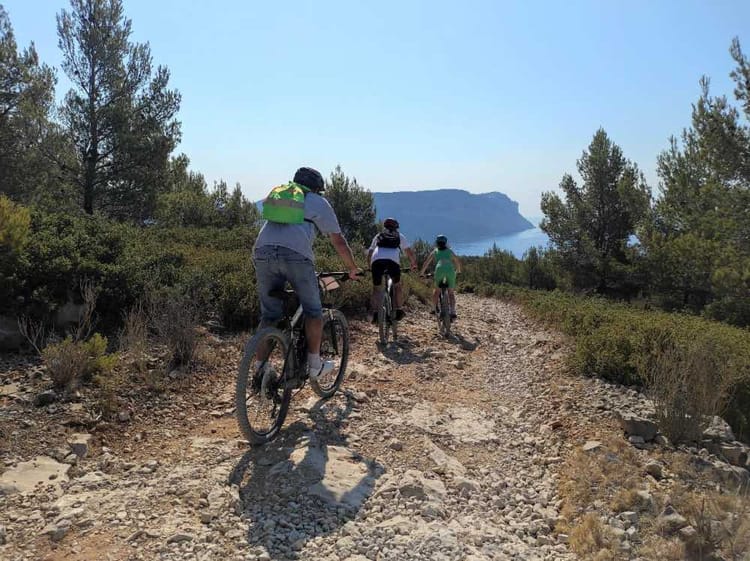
[268,288,296,301]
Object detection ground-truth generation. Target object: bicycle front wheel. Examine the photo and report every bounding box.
[236,327,292,445]
[310,310,350,398]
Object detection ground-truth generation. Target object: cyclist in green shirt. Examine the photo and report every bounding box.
[420,235,462,319]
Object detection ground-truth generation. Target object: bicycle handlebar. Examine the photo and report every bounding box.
[317,271,365,281]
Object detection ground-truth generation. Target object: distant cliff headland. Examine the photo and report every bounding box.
[373,189,533,243]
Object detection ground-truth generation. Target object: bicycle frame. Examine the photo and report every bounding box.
[424,273,451,337]
[273,277,343,388]
[236,271,352,445]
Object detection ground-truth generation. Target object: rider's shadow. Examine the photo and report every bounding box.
[228,392,384,560]
[450,332,479,351]
[377,335,430,365]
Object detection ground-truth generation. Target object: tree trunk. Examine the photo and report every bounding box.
[83,52,98,215]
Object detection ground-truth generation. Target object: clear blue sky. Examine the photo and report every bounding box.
[4,0,750,216]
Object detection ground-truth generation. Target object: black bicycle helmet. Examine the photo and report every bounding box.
[383,218,399,231]
[436,234,448,249]
[293,167,325,193]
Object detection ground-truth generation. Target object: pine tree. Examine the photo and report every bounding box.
[57,0,181,218]
[541,129,650,293]
[0,5,57,202]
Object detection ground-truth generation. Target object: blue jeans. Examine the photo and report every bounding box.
[253,245,322,327]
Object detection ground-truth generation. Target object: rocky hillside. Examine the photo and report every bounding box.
[1,295,749,561]
[373,190,533,242]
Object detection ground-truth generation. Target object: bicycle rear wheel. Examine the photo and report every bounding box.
[310,310,350,398]
[378,292,390,345]
[236,327,292,445]
[439,290,451,337]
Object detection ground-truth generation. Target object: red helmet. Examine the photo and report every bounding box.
[383,218,399,230]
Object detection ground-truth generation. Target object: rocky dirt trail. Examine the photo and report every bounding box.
[1,294,748,561]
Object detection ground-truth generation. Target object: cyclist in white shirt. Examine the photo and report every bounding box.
[367,218,418,322]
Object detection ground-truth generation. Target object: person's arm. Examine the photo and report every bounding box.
[329,233,360,279]
[400,234,417,270]
[366,234,379,267]
[405,247,418,270]
[312,196,360,279]
[420,252,434,276]
[451,252,462,274]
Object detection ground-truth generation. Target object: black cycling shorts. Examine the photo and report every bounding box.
[371,259,401,286]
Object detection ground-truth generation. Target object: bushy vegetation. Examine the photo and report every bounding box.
[42,333,117,389]
[478,284,750,442]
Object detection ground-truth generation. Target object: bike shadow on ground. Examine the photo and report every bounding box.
[376,335,430,365]
[228,391,384,560]
[447,330,479,352]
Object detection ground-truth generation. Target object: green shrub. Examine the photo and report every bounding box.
[572,320,640,385]
[12,210,140,325]
[216,270,259,329]
[0,196,31,307]
[488,286,750,442]
[42,333,117,389]
[0,195,31,252]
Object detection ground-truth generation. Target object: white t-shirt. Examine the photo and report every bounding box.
[368,232,410,265]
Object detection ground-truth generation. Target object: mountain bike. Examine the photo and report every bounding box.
[374,268,409,345]
[235,272,353,445]
[424,273,451,338]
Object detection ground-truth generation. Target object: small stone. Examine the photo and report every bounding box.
[660,511,688,534]
[645,460,663,480]
[117,411,131,422]
[34,390,57,407]
[678,525,698,544]
[636,490,654,511]
[616,412,658,441]
[68,433,93,458]
[0,525,6,545]
[703,416,735,442]
[720,444,748,467]
[582,441,602,452]
[628,435,646,446]
[388,439,403,451]
[166,533,194,544]
[351,391,369,403]
[454,476,481,495]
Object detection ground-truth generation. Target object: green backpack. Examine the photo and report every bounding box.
[262,181,309,224]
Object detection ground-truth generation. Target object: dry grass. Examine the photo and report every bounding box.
[568,513,620,560]
[645,337,741,443]
[638,536,686,560]
[668,485,750,560]
[150,294,199,370]
[92,370,123,420]
[42,333,117,389]
[558,438,643,530]
[119,303,149,373]
[559,435,750,561]
[17,315,51,355]
[142,368,168,392]
[71,278,98,342]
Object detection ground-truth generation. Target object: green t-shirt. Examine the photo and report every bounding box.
[433,248,455,272]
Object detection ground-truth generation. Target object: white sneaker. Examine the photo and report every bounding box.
[307,360,335,381]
